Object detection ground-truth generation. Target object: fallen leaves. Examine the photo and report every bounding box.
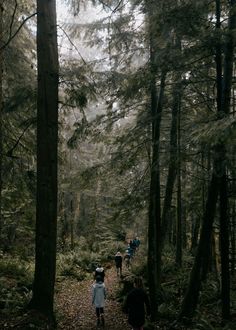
[55,267,131,330]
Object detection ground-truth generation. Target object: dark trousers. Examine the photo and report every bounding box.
[96,307,104,317]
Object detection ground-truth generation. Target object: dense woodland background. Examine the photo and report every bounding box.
[0,0,236,329]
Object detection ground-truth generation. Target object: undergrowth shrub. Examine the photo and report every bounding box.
[0,257,34,311]
[57,249,101,280]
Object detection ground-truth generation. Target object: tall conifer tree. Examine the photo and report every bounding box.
[29,0,59,319]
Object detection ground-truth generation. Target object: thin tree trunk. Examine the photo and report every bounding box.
[176,97,182,266]
[219,168,230,319]
[217,0,236,319]
[161,76,181,248]
[29,0,59,320]
[179,171,219,318]
[230,202,236,276]
[190,214,200,254]
[70,195,74,250]
[0,1,3,244]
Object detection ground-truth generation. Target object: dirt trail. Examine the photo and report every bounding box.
[56,267,131,330]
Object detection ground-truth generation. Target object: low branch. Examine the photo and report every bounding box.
[0,12,37,51]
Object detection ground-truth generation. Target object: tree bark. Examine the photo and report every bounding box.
[219,168,230,319]
[179,171,219,318]
[200,0,235,313]
[217,0,236,319]
[230,202,236,276]
[0,1,3,244]
[161,75,181,249]
[175,96,182,267]
[29,0,59,319]
[179,0,236,319]
[148,68,166,320]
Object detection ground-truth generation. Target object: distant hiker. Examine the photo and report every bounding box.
[124,277,150,330]
[129,240,136,256]
[124,250,131,268]
[127,243,134,258]
[114,251,123,276]
[92,275,106,327]
[94,264,105,282]
[133,237,140,250]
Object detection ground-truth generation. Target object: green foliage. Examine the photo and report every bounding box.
[199,275,220,306]
[189,114,236,148]
[0,257,34,311]
[65,87,88,109]
[4,86,36,113]
[57,249,100,279]
[193,313,218,330]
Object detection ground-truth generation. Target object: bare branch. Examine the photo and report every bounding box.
[6,120,34,158]
[0,12,37,51]
[57,24,87,64]
[9,0,18,39]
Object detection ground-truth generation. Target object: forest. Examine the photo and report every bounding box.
[0,0,236,329]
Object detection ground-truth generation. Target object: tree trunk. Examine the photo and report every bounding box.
[219,169,230,319]
[148,68,166,320]
[145,0,166,320]
[190,214,200,254]
[0,1,3,244]
[29,0,59,320]
[161,75,181,248]
[230,202,236,276]
[217,0,236,319]
[180,0,236,319]
[179,171,219,318]
[176,99,182,266]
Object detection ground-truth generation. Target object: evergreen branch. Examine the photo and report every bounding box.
[0,12,37,51]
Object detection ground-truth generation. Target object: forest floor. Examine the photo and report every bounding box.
[1,259,236,329]
[55,267,132,330]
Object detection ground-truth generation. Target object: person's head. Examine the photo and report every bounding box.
[97,263,102,268]
[116,251,121,256]
[134,276,143,288]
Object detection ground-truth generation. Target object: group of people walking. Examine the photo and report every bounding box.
[114,237,141,276]
[92,270,150,329]
[91,237,150,329]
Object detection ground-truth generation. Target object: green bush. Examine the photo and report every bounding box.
[0,257,34,311]
[57,249,101,279]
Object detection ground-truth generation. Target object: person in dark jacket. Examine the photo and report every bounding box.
[114,251,123,276]
[94,264,105,282]
[124,277,150,330]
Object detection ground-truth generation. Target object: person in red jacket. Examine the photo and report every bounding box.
[124,277,150,330]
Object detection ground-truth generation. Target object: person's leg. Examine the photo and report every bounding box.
[96,307,100,326]
[100,307,105,326]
